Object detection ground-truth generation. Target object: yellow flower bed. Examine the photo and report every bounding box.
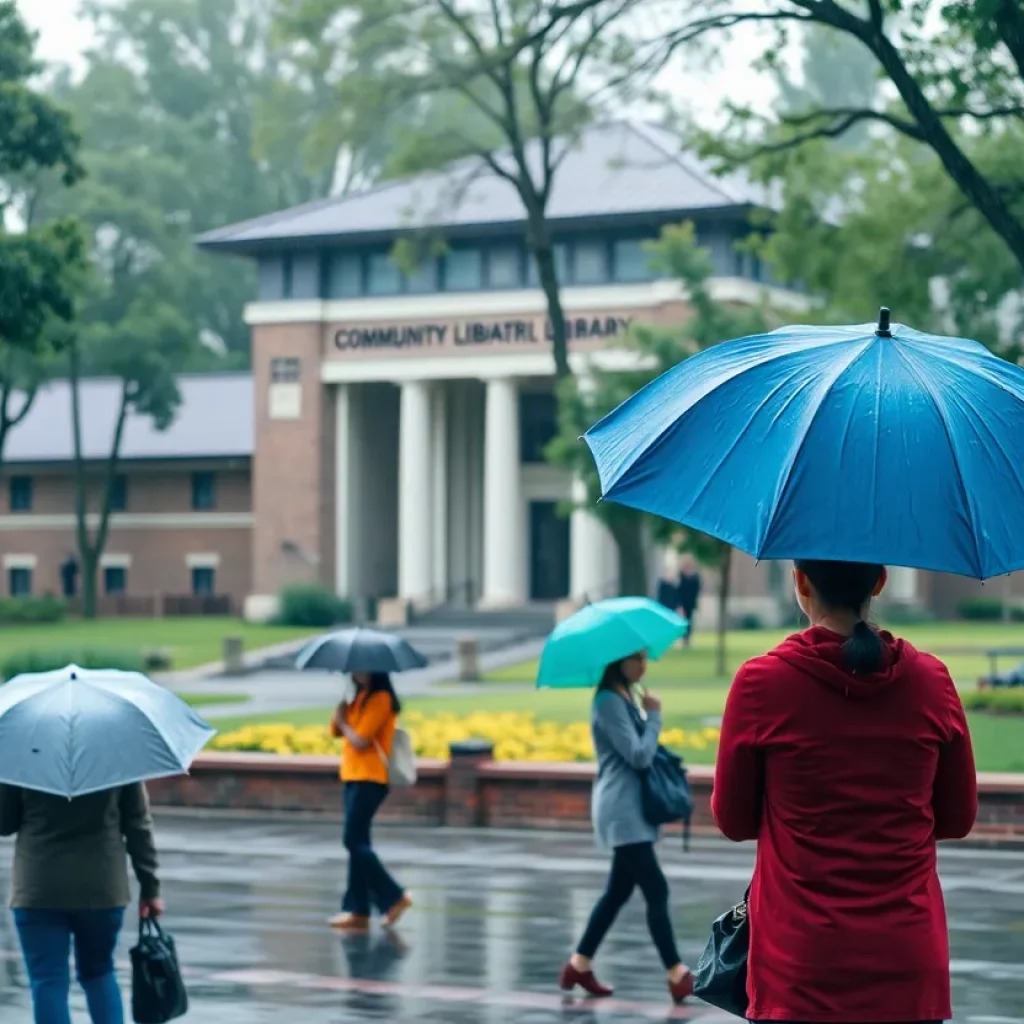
[210,711,721,763]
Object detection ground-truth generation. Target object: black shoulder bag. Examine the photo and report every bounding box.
[625,699,694,849]
[130,917,189,1023]
[692,887,750,1018]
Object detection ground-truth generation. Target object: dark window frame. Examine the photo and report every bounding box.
[191,566,216,596]
[8,566,32,597]
[103,565,127,595]
[191,471,217,511]
[9,475,32,512]
[109,474,128,512]
[270,357,301,384]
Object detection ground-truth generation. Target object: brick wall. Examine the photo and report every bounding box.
[148,752,1024,846]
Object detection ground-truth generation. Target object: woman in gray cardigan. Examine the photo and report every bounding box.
[559,651,693,1004]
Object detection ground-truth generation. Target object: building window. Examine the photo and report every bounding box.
[281,253,294,299]
[103,566,127,595]
[9,476,32,512]
[573,240,609,285]
[191,566,216,596]
[328,252,363,298]
[751,253,763,282]
[270,357,301,383]
[366,252,402,295]
[109,474,128,512]
[527,243,570,287]
[191,471,217,510]
[613,239,655,282]
[444,249,484,291]
[8,567,31,597]
[405,259,438,294]
[520,393,559,463]
[487,246,523,289]
[733,248,746,277]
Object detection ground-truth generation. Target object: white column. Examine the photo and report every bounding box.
[481,377,524,607]
[398,380,433,606]
[334,384,352,597]
[888,567,919,603]
[430,383,448,602]
[570,476,609,602]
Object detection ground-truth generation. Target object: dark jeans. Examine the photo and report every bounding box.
[576,841,680,970]
[681,608,695,644]
[13,907,125,1024]
[342,781,404,917]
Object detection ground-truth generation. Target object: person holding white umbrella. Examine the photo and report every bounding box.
[0,664,213,1024]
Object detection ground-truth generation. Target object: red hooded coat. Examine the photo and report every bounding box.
[712,628,977,1023]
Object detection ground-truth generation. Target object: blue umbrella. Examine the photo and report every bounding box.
[295,627,428,674]
[537,597,687,689]
[0,665,215,798]
[585,310,1024,579]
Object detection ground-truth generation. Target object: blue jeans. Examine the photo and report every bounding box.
[13,907,125,1024]
[342,782,404,916]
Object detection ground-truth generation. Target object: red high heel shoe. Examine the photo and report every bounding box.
[559,962,614,997]
[668,968,694,1004]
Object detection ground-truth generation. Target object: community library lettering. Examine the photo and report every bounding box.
[333,315,632,351]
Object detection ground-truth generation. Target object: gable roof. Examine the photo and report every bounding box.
[197,121,768,254]
[3,373,253,464]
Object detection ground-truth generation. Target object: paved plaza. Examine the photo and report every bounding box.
[2,817,1024,1022]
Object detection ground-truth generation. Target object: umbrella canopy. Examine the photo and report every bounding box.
[585,310,1024,579]
[0,665,215,799]
[537,597,687,689]
[295,627,428,674]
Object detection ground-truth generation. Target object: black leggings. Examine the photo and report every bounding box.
[576,841,680,970]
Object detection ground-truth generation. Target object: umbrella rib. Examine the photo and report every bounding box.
[758,340,876,557]
[892,348,984,578]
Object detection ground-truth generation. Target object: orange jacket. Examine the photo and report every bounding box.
[330,690,396,783]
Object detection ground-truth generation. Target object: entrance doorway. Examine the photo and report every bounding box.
[529,501,570,600]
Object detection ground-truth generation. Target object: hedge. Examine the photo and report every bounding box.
[0,595,66,625]
[0,648,147,681]
[962,688,1024,714]
[958,596,1024,622]
[277,585,353,628]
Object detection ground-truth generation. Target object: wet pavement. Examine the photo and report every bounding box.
[2,817,1024,1022]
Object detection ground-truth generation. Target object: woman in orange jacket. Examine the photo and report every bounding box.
[328,672,411,931]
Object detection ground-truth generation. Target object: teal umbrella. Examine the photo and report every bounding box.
[536,597,688,689]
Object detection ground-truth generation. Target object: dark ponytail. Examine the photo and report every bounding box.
[795,560,886,674]
[365,672,402,714]
[597,659,628,694]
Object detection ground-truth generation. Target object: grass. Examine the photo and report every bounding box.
[483,623,1024,686]
[0,618,316,671]
[176,692,250,708]
[207,621,1024,772]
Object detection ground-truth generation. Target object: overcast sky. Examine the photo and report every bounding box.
[21,0,779,124]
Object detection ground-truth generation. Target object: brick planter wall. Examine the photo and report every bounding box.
[147,752,1024,846]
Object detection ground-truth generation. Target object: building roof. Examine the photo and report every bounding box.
[197,121,768,253]
[3,373,253,464]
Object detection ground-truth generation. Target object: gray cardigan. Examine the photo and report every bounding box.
[590,689,662,849]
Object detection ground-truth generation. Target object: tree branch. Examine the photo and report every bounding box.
[994,0,1024,84]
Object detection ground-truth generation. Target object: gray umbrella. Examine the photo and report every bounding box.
[295,627,428,674]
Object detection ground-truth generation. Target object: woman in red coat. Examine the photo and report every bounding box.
[713,560,977,1024]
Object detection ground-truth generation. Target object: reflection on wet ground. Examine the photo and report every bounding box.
[3,815,1024,1022]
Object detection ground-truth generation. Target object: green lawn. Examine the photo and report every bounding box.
[177,692,251,708]
[484,623,1024,686]
[0,618,316,671]
[207,621,1024,771]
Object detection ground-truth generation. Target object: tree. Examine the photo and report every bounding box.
[273,0,651,378]
[540,0,1024,280]
[0,1,85,468]
[68,303,193,618]
[547,222,771,674]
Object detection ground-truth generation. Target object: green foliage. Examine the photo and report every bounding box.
[0,595,67,625]
[958,596,1024,622]
[877,603,937,626]
[0,1,87,464]
[277,585,353,628]
[0,647,145,681]
[962,688,1024,715]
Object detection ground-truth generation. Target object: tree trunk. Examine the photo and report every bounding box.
[716,545,734,677]
[81,551,98,619]
[527,221,572,379]
[610,513,648,597]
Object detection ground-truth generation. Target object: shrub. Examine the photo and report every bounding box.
[142,648,174,673]
[962,689,1024,714]
[958,597,1024,621]
[0,595,66,625]
[277,585,353,628]
[879,604,937,626]
[0,647,145,681]
[733,613,764,631]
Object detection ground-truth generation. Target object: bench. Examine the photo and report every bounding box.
[984,647,1024,680]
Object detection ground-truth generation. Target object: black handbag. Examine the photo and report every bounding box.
[626,702,694,848]
[692,889,750,1018]
[130,917,189,1023]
